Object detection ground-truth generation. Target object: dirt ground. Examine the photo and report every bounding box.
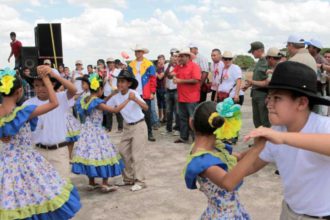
[71,95,283,220]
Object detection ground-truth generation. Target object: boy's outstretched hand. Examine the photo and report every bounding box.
[244,126,284,145]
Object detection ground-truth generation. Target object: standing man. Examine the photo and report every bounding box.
[172,48,201,143]
[189,43,209,102]
[246,41,270,128]
[128,45,157,142]
[104,57,123,132]
[8,32,22,70]
[286,35,317,72]
[210,49,224,101]
[163,48,180,136]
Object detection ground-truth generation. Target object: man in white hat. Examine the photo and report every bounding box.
[43,59,60,76]
[128,45,157,142]
[171,48,201,143]
[189,43,209,102]
[286,35,317,72]
[71,60,86,95]
[306,39,330,116]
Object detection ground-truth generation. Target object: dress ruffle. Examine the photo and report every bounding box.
[75,96,104,120]
[0,105,38,138]
[0,183,81,220]
[72,159,125,178]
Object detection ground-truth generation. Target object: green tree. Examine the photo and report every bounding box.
[234,55,255,70]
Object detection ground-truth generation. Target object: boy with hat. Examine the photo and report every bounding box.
[107,70,149,191]
[241,61,330,220]
[23,67,77,178]
[246,41,271,128]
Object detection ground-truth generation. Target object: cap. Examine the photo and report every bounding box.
[248,41,264,53]
[170,48,180,54]
[287,35,305,44]
[75,60,83,65]
[222,51,234,58]
[266,47,282,58]
[106,57,115,63]
[188,42,198,49]
[43,59,51,65]
[306,38,323,49]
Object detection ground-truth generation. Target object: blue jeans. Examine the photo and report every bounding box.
[166,89,180,132]
[178,102,198,141]
[150,99,159,126]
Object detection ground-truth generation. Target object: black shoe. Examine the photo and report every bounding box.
[148,136,156,142]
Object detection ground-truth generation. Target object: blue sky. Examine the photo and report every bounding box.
[1,0,330,68]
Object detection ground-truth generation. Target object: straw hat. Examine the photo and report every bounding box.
[131,44,149,54]
[266,47,282,58]
[222,51,234,59]
[178,48,196,59]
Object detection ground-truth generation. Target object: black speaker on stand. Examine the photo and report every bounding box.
[35,23,63,68]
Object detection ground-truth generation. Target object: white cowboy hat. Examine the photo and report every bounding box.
[131,44,149,54]
[222,51,234,59]
[178,48,196,59]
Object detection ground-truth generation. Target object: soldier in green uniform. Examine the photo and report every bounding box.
[246,41,271,128]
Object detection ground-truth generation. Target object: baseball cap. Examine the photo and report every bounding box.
[287,35,305,44]
[43,59,51,65]
[106,57,115,63]
[170,48,180,54]
[305,38,323,49]
[75,60,83,65]
[266,47,282,58]
[188,43,198,49]
[248,41,264,53]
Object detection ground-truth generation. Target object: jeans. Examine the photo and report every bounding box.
[199,90,207,103]
[166,89,180,132]
[178,102,198,141]
[156,88,166,109]
[143,99,154,137]
[150,99,159,126]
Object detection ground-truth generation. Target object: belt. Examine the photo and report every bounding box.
[128,118,144,126]
[167,89,177,92]
[36,142,68,150]
[304,215,330,219]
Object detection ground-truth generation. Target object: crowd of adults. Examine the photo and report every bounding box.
[4,32,330,144]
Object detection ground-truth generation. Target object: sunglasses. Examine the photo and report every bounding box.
[222,58,232,61]
[324,56,330,59]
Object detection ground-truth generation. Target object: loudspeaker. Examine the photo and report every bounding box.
[21,47,38,74]
[35,23,63,67]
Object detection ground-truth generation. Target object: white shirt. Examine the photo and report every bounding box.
[135,61,143,95]
[24,92,70,145]
[210,61,224,91]
[104,68,121,96]
[193,53,209,73]
[259,112,330,216]
[218,64,244,97]
[72,70,86,94]
[107,89,145,123]
[164,63,177,90]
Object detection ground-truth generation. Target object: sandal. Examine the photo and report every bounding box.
[115,180,135,186]
[100,185,118,193]
[131,182,147,192]
[86,183,101,191]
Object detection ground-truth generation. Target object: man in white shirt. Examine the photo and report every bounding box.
[189,43,209,102]
[104,57,123,132]
[24,68,77,178]
[210,48,224,101]
[71,60,86,95]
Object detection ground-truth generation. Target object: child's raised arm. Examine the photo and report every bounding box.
[245,126,330,157]
[29,66,59,119]
[201,139,268,192]
[97,97,130,113]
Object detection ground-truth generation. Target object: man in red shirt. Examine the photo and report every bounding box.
[172,48,201,143]
[8,32,23,70]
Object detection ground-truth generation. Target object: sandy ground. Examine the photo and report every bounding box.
[71,95,283,220]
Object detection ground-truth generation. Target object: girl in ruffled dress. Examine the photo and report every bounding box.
[184,99,264,219]
[0,66,81,220]
[71,73,132,192]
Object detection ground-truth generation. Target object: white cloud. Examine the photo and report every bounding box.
[1,0,330,69]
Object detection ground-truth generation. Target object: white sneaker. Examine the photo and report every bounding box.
[173,131,180,136]
[130,182,146,191]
